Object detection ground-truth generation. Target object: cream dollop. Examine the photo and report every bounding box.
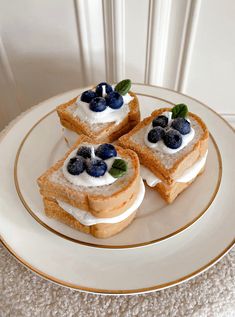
[57,179,145,226]
[140,151,208,186]
[144,111,195,154]
[73,85,133,125]
[62,146,121,187]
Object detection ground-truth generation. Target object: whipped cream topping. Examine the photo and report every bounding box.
[74,99,130,125]
[57,179,145,226]
[73,85,133,125]
[140,151,208,186]
[62,146,120,187]
[144,111,195,154]
[102,85,106,97]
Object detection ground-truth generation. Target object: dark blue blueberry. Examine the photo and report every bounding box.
[171,118,191,135]
[89,97,107,112]
[67,156,85,175]
[96,82,113,97]
[105,91,123,109]
[163,129,182,149]
[77,146,91,159]
[86,158,107,177]
[80,90,97,103]
[147,127,165,143]
[95,143,117,160]
[152,115,168,128]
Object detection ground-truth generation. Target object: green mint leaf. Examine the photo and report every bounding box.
[114,79,131,95]
[171,104,188,119]
[109,159,127,178]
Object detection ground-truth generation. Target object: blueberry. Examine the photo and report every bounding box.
[152,115,168,128]
[80,90,97,103]
[147,127,165,143]
[171,118,191,135]
[96,82,113,97]
[95,143,117,160]
[105,91,123,109]
[89,97,107,112]
[77,146,91,159]
[67,156,85,175]
[163,129,182,149]
[86,158,107,177]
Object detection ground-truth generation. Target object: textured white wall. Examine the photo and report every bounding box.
[0,0,234,130]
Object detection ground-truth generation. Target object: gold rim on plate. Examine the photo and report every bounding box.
[0,84,234,294]
[1,236,234,294]
[14,93,222,249]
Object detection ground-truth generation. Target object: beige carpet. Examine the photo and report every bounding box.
[0,244,234,317]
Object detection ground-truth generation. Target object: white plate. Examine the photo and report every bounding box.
[0,84,234,294]
[14,95,221,248]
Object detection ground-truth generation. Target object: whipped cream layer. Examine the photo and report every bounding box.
[140,151,208,186]
[73,88,133,125]
[144,111,195,154]
[57,179,145,226]
[62,147,119,187]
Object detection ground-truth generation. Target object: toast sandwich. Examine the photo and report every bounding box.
[57,80,140,146]
[119,104,209,203]
[37,135,144,238]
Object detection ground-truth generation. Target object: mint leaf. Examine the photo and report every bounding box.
[109,159,127,178]
[171,104,188,119]
[114,79,131,95]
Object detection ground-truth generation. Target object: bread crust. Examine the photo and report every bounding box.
[118,108,209,185]
[37,135,140,218]
[57,91,140,143]
[43,197,136,239]
[151,165,205,203]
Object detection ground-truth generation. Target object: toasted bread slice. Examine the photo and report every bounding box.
[119,108,209,186]
[43,197,136,239]
[57,91,140,143]
[37,135,140,218]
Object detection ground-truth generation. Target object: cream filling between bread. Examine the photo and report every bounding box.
[140,151,208,187]
[56,179,145,226]
[63,147,120,187]
[144,111,195,154]
[73,91,133,125]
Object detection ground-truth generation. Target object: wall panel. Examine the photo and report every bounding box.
[125,0,149,82]
[0,36,21,130]
[75,0,106,84]
[180,0,235,113]
[0,0,82,115]
[0,0,234,130]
